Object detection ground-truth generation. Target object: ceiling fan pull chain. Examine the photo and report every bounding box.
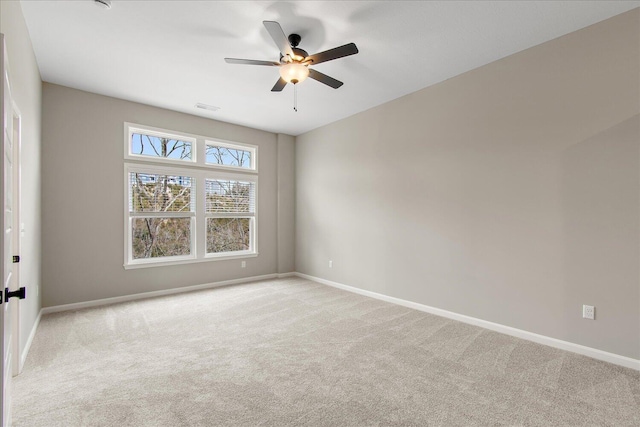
[294,84,298,112]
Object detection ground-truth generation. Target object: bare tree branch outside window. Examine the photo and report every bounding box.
[206,145,251,168]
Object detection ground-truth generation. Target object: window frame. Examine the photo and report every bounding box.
[124,123,258,269]
[204,178,256,257]
[125,124,198,166]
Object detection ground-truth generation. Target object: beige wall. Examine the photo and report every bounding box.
[0,1,43,361]
[277,134,295,274]
[295,10,639,359]
[41,83,295,307]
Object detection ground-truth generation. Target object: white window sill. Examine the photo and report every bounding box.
[123,252,258,270]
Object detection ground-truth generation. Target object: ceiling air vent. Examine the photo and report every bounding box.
[195,103,221,112]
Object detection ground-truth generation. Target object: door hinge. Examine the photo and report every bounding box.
[12,255,19,263]
[5,287,25,303]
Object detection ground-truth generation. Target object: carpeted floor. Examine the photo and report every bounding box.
[12,277,640,426]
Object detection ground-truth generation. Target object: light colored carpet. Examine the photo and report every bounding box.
[12,277,640,426]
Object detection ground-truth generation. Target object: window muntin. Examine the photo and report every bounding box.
[124,124,258,268]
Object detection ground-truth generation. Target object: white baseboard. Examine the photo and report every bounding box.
[35,271,639,371]
[294,272,640,371]
[277,272,297,278]
[41,273,279,315]
[20,309,42,371]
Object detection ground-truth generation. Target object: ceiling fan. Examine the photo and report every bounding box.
[224,21,359,93]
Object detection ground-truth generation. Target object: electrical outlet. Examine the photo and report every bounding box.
[241,261,246,268]
[329,260,333,268]
[582,305,595,320]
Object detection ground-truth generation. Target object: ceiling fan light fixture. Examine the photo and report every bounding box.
[279,62,309,84]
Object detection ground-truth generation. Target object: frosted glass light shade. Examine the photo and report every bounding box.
[279,62,309,84]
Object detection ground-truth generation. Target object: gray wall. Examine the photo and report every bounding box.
[41,83,294,307]
[277,134,295,274]
[295,10,639,359]
[0,1,43,361]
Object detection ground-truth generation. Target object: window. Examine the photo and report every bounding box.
[205,179,255,254]
[129,171,195,261]
[206,141,254,169]
[124,123,258,268]
[127,127,196,165]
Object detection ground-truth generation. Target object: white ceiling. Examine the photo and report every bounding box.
[19,1,639,136]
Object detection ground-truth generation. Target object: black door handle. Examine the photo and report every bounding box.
[5,287,25,303]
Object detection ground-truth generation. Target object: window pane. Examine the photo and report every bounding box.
[207,218,250,253]
[206,145,251,168]
[131,133,192,161]
[130,173,194,213]
[132,218,191,259]
[205,180,254,213]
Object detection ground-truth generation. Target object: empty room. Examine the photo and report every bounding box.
[1,0,639,425]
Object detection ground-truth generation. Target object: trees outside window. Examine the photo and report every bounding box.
[205,179,255,254]
[205,144,252,168]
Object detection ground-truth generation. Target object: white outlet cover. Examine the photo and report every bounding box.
[582,305,595,320]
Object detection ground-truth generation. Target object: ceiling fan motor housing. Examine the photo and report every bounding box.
[280,48,309,64]
[288,33,302,47]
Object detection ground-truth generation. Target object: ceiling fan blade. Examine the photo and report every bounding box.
[308,69,343,89]
[263,21,294,57]
[305,43,358,65]
[271,77,287,92]
[224,58,280,66]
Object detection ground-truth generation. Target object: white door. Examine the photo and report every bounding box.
[9,81,20,382]
[0,34,16,427]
